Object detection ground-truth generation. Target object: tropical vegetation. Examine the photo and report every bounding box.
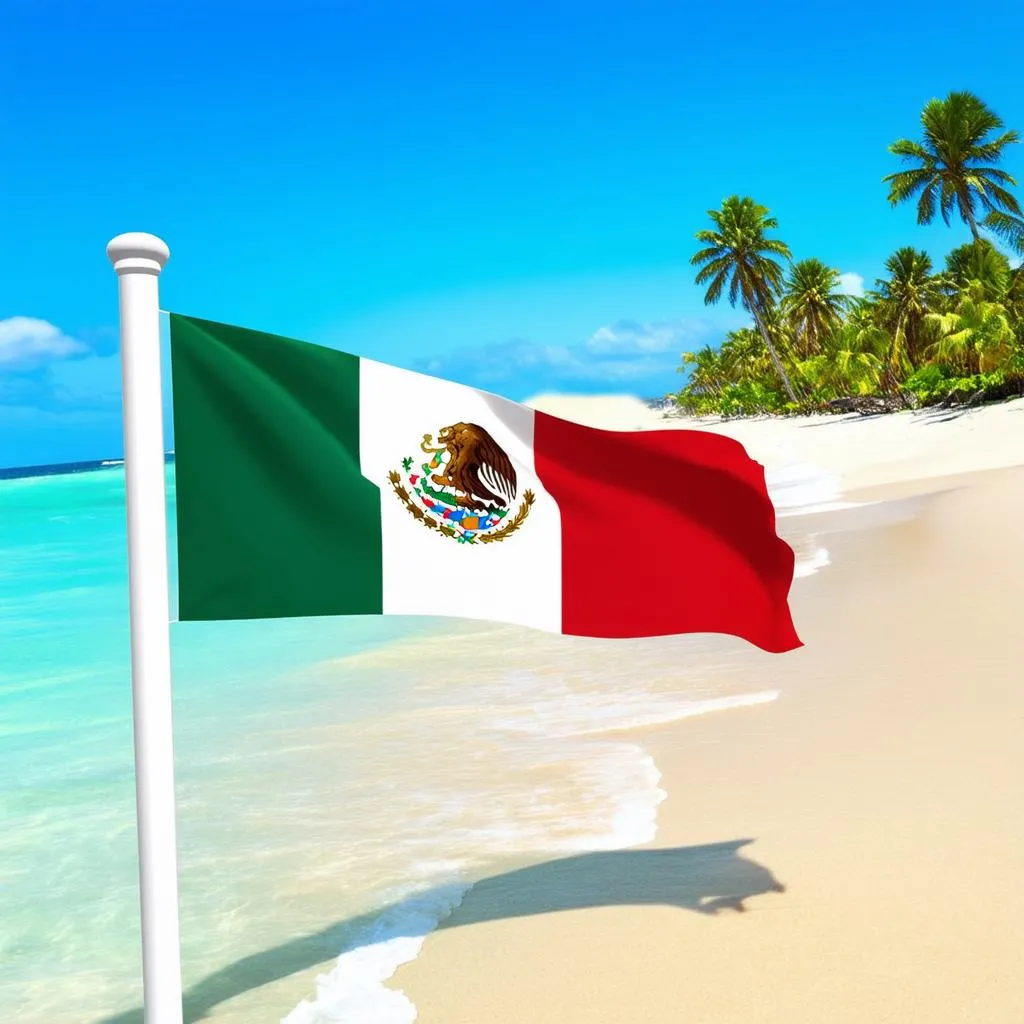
[675,91,1024,416]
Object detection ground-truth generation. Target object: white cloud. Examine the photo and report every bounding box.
[0,317,89,369]
[584,318,696,356]
[0,317,121,413]
[837,272,865,298]
[414,317,713,392]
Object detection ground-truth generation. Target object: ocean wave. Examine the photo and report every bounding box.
[777,500,868,518]
[765,461,851,516]
[488,677,780,740]
[793,546,830,578]
[282,878,472,1024]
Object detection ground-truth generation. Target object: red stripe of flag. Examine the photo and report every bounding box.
[532,413,801,653]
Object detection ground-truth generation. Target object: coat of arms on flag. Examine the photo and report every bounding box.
[387,421,535,544]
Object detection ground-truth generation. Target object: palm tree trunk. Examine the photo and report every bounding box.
[965,208,982,243]
[750,306,799,404]
[887,319,905,379]
[881,364,915,410]
[882,322,915,410]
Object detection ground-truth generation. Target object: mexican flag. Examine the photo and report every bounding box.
[169,315,801,653]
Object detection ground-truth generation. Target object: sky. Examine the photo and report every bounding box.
[3,0,1024,467]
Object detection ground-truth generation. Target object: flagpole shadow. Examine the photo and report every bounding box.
[95,838,785,1024]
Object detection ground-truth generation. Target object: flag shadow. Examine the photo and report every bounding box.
[96,838,784,1024]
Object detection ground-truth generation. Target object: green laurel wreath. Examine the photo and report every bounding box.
[387,469,534,544]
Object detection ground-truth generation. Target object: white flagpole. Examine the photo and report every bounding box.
[107,233,183,1024]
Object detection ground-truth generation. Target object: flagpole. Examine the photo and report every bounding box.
[107,232,183,1024]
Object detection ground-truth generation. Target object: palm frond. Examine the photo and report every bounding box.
[693,255,733,284]
[885,168,933,204]
[916,183,938,225]
[887,138,931,161]
[704,271,732,306]
[981,182,1022,215]
[983,210,1024,256]
[972,131,1021,161]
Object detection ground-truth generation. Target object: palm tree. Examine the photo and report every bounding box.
[840,298,890,372]
[719,326,771,382]
[691,196,798,402]
[843,297,891,357]
[782,259,848,358]
[926,281,1015,374]
[883,91,1021,243]
[941,239,1011,301]
[679,344,727,401]
[677,328,777,411]
[872,247,942,375]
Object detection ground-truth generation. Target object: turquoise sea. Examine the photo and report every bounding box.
[1,459,841,1022]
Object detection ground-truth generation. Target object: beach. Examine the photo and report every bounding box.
[3,398,1023,1023]
[390,397,1024,1023]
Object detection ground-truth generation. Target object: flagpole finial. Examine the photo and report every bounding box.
[107,232,170,275]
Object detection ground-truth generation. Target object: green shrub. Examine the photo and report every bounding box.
[715,381,787,416]
[904,368,1012,406]
[903,364,948,399]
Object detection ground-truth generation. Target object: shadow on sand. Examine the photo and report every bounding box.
[97,838,785,1023]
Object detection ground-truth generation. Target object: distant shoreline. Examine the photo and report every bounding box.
[0,453,175,482]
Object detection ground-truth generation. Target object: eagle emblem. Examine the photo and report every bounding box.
[388,421,534,544]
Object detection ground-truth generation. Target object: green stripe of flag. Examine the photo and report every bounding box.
[169,314,383,620]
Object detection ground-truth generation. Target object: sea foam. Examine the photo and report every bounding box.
[766,461,852,516]
[283,879,472,1024]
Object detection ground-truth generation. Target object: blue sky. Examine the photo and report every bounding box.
[3,0,1024,467]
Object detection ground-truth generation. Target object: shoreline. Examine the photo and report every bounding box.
[391,454,1024,1021]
